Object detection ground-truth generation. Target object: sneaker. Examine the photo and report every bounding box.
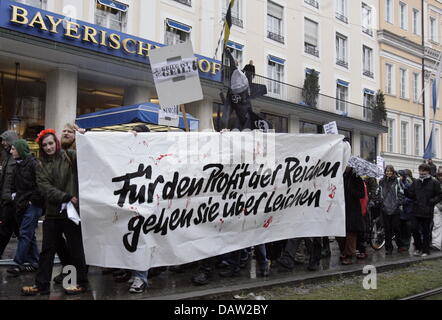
[127,276,135,284]
[129,277,147,294]
[413,250,422,257]
[421,253,429,257]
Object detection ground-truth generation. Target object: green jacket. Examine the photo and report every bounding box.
[36,150,78,219]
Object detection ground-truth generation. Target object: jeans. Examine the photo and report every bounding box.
[133,270,148,284]
[382,212,402,252]
[14,204,42,266]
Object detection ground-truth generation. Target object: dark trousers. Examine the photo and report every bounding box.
[337,232,357,257]
[412,217,433,254]
[0,203,20,258]
[400,218,414,250]
[356,215,369,253]
[382,212,402,251]
[35,219,88,290]
[280,237,321,268]
[56,234,71,267]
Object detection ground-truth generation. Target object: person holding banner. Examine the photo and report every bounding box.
[337,167,365,265]
[21,129,88,296]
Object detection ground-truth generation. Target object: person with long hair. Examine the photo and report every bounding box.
[379,165,404,255]
[21,129,88,296]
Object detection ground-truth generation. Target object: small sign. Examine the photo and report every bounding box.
[323,121,339,135]
[150,41,203,107]
[158,105,179,127]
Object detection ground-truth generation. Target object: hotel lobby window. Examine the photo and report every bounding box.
[165,19,191,45]
[95,0,128,32]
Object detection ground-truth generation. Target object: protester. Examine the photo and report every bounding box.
[398,169,415,253]
[21,129,88,296]
[242,60,255,87]
[431,172,442,251]
[378,165,404,255]
[356,177,369,259]
[6,139,43,275]
[0,130,19,259]
[405,163,442,257]
[53,123,86,285]
[337,166,365,265]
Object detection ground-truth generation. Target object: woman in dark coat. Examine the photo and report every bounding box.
[337,167,365,265]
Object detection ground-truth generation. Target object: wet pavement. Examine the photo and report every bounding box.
[1,222,441,300]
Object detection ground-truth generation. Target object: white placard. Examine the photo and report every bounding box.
[150,41,203,107]
[77,132,350,270]
[323,121,339,135]
[158,105,179,127]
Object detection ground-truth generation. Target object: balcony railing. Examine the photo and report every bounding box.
[336,59,348,68]
[424,46,441,61]
[222,11,243,28]
[335,12,348,23]
[173,0,191,6]
[363,70,374,78]
[305,44,319,57]
[304,0,319,9]
[362,27,373,36]
[221,65,383,125]
[267,31,285,44]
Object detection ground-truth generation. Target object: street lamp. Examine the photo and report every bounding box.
[8,62,21,136]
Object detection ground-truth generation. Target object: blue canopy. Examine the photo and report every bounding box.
[75,103,199,131]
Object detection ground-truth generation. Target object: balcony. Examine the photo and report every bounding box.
[335,12,348,24]
[305,44,319,57]
[304,0,319,9]
[362,27,373,36]
[363,70,374,78]
[222,11,243,28]
[424,46,441,62]
[221,65,384,125]
[173,0,191,6]
[267,31,285,44]
[336,59,348,69]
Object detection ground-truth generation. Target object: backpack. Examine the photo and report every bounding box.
[360,181,369,216]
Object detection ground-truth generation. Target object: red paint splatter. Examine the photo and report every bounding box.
[328,184,337,199]
[219,219,224,223]
[263,216,273,228]
[156,154,172,161]
[326,203,332,213]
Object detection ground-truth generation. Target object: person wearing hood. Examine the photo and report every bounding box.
[405,163,442,257]
[0,130,19,258]
[378,165,404,255]
[6,140,44,275]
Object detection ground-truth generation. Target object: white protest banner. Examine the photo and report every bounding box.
[77,132,350,270]
[150,41,203,107]
[323,121,339,135]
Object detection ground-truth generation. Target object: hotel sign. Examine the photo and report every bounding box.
[0,0,222,82]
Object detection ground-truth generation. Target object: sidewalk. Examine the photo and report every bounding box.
[0,224,441,300]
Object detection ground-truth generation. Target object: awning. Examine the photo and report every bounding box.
[268,55,285,65]
[166,19,191,33]
[227,41,243,51]
[97,0,129,12]
[337,79,349,87]
[75,103,199,131]
[364,88,375,95]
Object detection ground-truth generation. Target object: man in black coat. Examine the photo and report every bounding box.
[0,130,19,258]
[405,163,442,256]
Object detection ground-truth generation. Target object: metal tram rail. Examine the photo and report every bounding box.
[400,287,442,300]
